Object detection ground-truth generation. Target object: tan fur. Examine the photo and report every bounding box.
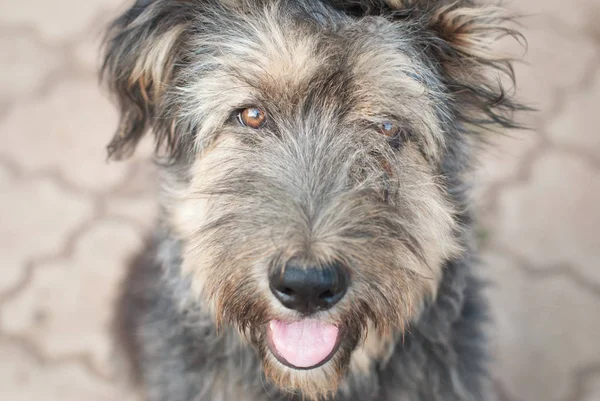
[384,0,418,9]
[101,1,523,399]
[130,24,187,103]
[348,29,446,160]
[163,7,464,394]
[349,324,395,374]
[170,116,460,400]
[432,5,517,61]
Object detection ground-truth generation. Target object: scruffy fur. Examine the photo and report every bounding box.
[101,1,524,400]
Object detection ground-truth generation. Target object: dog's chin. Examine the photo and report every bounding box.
[265,319,343,370]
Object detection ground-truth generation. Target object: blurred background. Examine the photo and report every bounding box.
[1,0,599,400]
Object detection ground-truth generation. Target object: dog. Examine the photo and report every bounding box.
[101,1,524,400]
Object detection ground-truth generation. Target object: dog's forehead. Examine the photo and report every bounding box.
[194,9,429,114]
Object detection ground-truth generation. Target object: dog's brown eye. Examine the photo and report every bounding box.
[238,107,266,129]
[378,121,398,137]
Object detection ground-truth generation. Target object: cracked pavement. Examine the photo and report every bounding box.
[1,0,599,400]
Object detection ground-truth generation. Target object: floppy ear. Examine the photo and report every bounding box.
[333,0,526,131]
[388,0,527,130]
[101,0,195,160]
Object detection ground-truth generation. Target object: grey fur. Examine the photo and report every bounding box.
[118,232,489,401]
[102,1,524,400]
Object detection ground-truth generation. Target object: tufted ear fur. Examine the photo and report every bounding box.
[407,0,526,131]
[101,0,196,160]
[333,0,527,132]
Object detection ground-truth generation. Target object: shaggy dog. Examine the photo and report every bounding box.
[101,0,524,400]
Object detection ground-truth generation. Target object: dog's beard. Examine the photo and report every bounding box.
[181,241,428,399]
[211,286,400,400]
[181,235,428,398]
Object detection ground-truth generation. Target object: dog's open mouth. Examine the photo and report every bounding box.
[267,319,341,369]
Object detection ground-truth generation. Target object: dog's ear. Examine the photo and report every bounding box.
[101,0,195,160]
[333,0,526,130]
[389,0,526,130]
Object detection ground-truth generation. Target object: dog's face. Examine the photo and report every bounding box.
[103,0,521,398]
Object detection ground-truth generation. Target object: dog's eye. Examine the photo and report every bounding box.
[376,121,406,149]
[237,107,266,129]
[378,121,398,137]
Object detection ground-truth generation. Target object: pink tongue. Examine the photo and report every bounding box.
[269,320,339,368]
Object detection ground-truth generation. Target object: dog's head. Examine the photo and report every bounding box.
[102,0,522,398]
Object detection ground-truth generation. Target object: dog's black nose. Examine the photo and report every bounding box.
[269,259,349,314]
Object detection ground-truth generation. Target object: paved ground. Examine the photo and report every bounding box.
[1,0,599,400]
